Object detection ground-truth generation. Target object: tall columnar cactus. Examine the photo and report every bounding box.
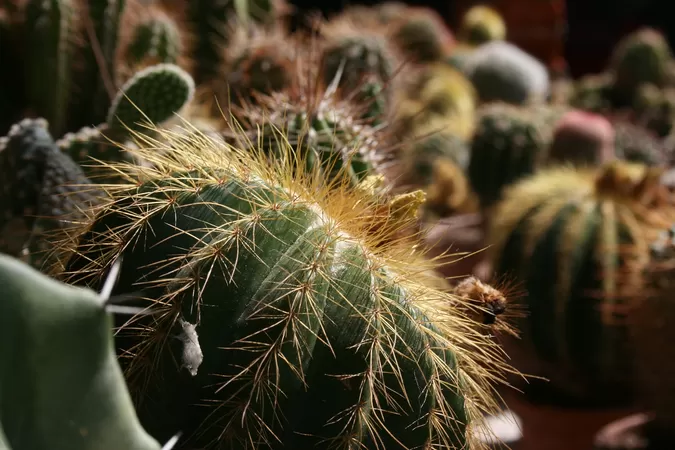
[0,118,102,271]
[463,41,550,105]
[610,27,672,102]
[457,5,506,47]
[391,7,455,63]
[23,0,76,136]
[631,227,675,442]
[0,254,164,450]
[467,103,553,209]
[487,160,675,403]
[60,125,514,449]
[548,109,616,166]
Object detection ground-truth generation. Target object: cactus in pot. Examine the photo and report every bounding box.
[59,123,516,449]
[486,160,675,404]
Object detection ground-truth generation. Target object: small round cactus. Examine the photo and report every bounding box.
[457,5,506,47]
[390,7,455,63]
[464,41,550,105]
[60,123,515,449]
[122,6,184,68]
[548,109,616,166]
[487,160,675,404]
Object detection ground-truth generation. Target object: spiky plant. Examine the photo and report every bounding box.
[0,118,103,272]
[390,7,455,63]
[0,254,168,449]
[221,24,296,110]
[632,83,675,138]
[569,73,615,114]
[610,27,672,103]
[613,121,671,166]
[58,123,516,449]
[486,160,675,404]
[457,5,506,47]
[467,103,555,209]
[425,158,479,219]
[548,109,616,166]
[630,226,675,443]
[463,41,550,105]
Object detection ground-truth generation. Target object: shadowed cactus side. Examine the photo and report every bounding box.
[0,254,164,450]
[59,124,516,449]
[486,160,675,404]
[0,118,103,271]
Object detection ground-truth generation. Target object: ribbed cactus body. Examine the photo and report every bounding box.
[124,10,182,66]
[468,104,552,208]
[464,41,550,105]
[0,118,101,269]
[0,253,161,450]
[488,161,675,402]
[62,128,511,449]
[23,0,75,136]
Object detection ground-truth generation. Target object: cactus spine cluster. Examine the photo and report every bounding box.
[60,125,513,449]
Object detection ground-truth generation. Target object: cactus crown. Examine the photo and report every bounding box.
[59,121,516,449]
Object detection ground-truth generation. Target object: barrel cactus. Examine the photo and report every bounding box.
[457,5,506,47]
[463,41,550,105]
[548,109,616,166]
[0,253,166,450]
[60,124,515,449]
[390,7,455,63]
[486,160,675,404]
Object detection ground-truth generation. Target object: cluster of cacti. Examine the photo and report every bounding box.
[53,124,515,449]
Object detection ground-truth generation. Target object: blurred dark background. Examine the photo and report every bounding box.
[287,0,674,78]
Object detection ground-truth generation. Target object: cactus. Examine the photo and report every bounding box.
[632,84,675,138]
[467,103,553,209]
[425,158,479,218]
[223,25,296,108]
[0,118,102,271]
[391,7,455,63]
[106,63,195,132]
[548,110,616,166]
[613,121,670,166]
[121,5,184,69]
[463,41,550,105]
[23,0,76,136]
[486,160,675,403]
[59,124,514,449]
[610,27,672,102]
[0,254,164,449]
[457,5,506,47]
[630,227,675,442]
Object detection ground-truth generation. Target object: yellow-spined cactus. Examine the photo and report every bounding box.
[58,123,517,449]
[458,5,506,47]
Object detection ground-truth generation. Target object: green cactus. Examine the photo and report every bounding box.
[569,73,615,114]
[632,84,675,138]
[0,118,102,271]
[60,124,513,449]
[467,103,554,209]
[23,0,76,136]
[391,7,455,63]
[0,253,165,449]
[106,63,195,132]
[123,7,183,67]
[610,27,672,102]
[487,160,675,404]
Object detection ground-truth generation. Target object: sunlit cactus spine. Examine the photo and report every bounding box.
[609,27,672,103]
[548,109,616,166]
[630,227,675,444]
[467,103,553,209]
[390,7,455,63]
[463,41,550,105]
[22,0,76,136]
[487,160,675,404]
[457,5,506,47]
[0,118,102,272]
[59,123,515,449]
